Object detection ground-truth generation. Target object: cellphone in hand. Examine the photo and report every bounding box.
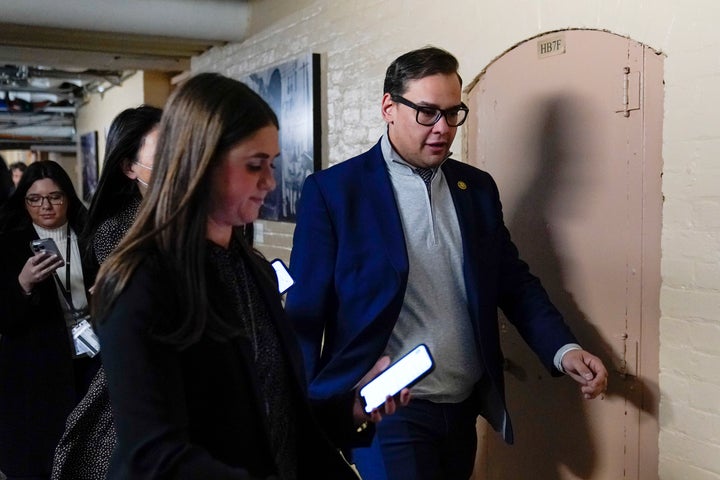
[359,344,435,413]
[270,258,294,294]
[30,238,62,258]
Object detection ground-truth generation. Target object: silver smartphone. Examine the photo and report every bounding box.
[359,344,435,413]
[29,238,62,258]
[270,258,294,294]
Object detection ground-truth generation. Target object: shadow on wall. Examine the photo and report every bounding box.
[485,97,658,479]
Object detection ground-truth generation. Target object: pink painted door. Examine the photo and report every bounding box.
[465,29,662,479]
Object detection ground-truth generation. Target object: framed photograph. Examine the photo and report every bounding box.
[242,53,321,222]
[80,131,98,202]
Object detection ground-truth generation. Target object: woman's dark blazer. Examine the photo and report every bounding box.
[96,244,358,479]
[0,223,99,477]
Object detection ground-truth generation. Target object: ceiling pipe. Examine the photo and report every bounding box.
[0,0,251,42]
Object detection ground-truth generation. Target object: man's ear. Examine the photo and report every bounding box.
[381,93,395,125]
[122,159,137,180]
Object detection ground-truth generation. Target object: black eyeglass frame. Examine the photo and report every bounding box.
[25,192,66,207]
[391,95,469,127]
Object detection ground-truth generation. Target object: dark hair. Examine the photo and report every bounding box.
[94,73,278,348]
[9,161,27,173]
[383,46,462,96]
[0,157,12,204]
[82,106,162,252]
[0,160,86,234]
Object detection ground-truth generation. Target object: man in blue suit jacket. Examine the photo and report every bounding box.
[285,46,608,480]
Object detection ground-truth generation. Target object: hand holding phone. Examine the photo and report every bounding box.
[19,238,65,293]
[359,344,435,413]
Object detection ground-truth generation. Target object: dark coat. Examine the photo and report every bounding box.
[285,140,579,445]
[0,224,99,477]
[97,245,358,479]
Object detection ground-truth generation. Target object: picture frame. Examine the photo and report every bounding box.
[242,52,321,222]
[80,130,98,202]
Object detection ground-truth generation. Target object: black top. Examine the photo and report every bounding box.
[97,241,358,479]
[0,223,99,477]
[207,238,297,479]
[92,195,141,264]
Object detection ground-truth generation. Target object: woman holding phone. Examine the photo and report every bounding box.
[93,73,405,479]
[0,160,99,480]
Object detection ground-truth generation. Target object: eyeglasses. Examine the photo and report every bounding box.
[133,161,153,171]
[391,95,469,127]
[25,192,65,207]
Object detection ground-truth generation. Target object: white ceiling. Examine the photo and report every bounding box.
[0,0,252,150]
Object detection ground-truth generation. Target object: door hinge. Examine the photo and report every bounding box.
[616,66,641,117]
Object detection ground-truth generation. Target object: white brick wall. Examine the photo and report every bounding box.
[194,1,720,477]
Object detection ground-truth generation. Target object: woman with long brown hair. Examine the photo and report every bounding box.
[93,73,399,479]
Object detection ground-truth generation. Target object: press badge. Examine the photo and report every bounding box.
[71,318,101,358]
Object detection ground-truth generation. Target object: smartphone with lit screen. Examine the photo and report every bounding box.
[270,258,294,294]
[359,344,435,413]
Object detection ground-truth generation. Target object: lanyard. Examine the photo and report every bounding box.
[53,224,76,311]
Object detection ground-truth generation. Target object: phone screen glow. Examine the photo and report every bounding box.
[359,344,434,413]
[271,259,294,294]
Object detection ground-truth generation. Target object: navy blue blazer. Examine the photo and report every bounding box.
[285,140,578,444]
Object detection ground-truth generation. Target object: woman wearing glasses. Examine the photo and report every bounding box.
[0,160,100,480]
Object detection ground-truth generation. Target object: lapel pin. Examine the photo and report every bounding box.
[457,181,467,190]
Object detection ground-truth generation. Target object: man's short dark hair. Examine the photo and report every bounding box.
[383,46,462,96]
[9,162,27,172]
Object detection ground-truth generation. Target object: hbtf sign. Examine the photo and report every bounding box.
[537,34,566,58]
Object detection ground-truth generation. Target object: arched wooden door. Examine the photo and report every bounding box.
[466,30,662,479]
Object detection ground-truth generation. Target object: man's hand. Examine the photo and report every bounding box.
[352,356,411,426]
[561,349,609,399]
